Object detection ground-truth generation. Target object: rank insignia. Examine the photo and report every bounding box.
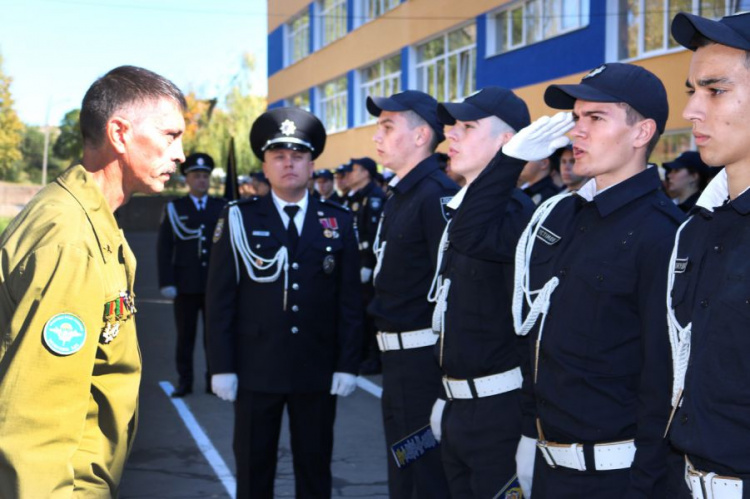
[213,218,225,243]
[43,313,86,355]
[323,255,336,274]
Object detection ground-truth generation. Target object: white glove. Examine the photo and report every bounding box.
[502,112,574,161]
[360,267,373,284]
[516,435,537,498]
[160,286,177,299]
[430,398,446,442]
[211,373,238,402]
[330,372,357,397]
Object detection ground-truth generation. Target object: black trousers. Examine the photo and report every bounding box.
[233,390,337,499]
[381,347,450,499]
[441,392,522,498]
[173,293,208,387]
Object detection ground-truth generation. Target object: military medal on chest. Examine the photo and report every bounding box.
[101,291,137,344]
[319,217,339,239]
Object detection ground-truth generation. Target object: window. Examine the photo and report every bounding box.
[319,76,348,132]
[357,54,401,124]
[286,9,310,65]
[651,129,693,167]
[488,0,588,55]
[354,0,400,27]
[415,25,476,103]
[617,0,749,60]
[286,91,311,112]
[317,0,347,48]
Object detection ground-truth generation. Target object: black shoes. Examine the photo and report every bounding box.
[171,384,193,398]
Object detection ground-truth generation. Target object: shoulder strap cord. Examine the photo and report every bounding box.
[427,220,452,366]
[667,216,694,409]
[227,205,291,308]
[372,212,386,282]
[167,201,203,257]
[511,192,572,382]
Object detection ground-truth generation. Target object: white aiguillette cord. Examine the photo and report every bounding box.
[227,205,290,309]
[167,201,203,257]
[427,220,452,366]
[511,192,571,381]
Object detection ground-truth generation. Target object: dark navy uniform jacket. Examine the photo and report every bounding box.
[368,154,459,332]
[670,185,750,476]
[437,152,534,383]
[205,194,363,393]
[343,181,386,271]
[523,167,683,496]
[523,175,561,206]
[157,196,226,294]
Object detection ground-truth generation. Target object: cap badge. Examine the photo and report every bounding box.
[280,119,297,136]
[197,157,205,166]
[583,65,606,80]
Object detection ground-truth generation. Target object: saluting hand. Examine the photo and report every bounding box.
[502,111,574,162]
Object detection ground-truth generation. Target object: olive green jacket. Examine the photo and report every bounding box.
[0,165,141,498]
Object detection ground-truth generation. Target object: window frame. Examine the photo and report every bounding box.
[414,23,477,103]
[315,0,348,49]
[355,53,402,126]
[352,0,401,29]
[317,76,349,133]
[285,8,310,66]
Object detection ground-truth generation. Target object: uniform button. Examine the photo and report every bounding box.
[628,231,634,236]
[202,262,207,267]
[256,244,261,249]
[700,299,709,308]
[558,268,567,278]
[292,262,299,270]
[292,283,299,290]
[202,249,207,254]
[680,414,689,424]
[201,237,206,241]
[713,245,723,253]
[292,305,299,312]
[596,274,604,282]
[579,226,587,232]
[291,327,299,334]
[326,246,332,252]
[200,224,205,229]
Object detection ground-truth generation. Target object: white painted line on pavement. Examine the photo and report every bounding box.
[159,381,236,498]
[356,376,383,399]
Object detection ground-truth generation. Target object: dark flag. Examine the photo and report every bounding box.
[223,137,240,201]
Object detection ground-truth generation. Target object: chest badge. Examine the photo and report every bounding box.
[323,255,336,274]
[43,313,86,355]
[213,218,225,243]
[674,258,689,274]
[536,226,562,245]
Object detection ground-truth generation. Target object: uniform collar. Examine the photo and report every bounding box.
[525,175,556,194]
[392,154,440,195]
[695,168,750,215]
[577,166,663,218]
[56,164,124,264]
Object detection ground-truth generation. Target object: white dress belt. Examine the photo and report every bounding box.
[442,367,522,400]
[686,457,743,499]
[376,328,437,351]
[537,439,636,471]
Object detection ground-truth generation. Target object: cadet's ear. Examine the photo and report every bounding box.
[633,119,657,149]
[107,115,133,154]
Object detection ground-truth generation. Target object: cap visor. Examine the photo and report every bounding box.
[366,96,410,118]
[437,102,490,125]
[544,84,621,110]
[672,12,750,51]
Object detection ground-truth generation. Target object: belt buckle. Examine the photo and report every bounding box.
[686,463,709,499]
[536,440,557,469]
[442,378,453,400]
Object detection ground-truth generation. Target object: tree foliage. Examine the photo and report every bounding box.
[52,108,82,162]
[0,52,24,180]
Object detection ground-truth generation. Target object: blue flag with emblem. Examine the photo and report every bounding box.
[492,474,524,499]
[390,425,439,469]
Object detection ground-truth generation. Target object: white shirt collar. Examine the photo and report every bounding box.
[696,168,728,212]
[271,190,309,228]
[447,185,468,210]
[189,194,207,209]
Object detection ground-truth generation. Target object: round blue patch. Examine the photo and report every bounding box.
[43,313,86,356]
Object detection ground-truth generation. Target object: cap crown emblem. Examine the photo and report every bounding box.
[280,119,297,136]
[583,65,606,80]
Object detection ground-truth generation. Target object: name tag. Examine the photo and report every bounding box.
[390,425,439,469]
[536,226,561,245]
[674,258,689,274]
[252,230,270,237]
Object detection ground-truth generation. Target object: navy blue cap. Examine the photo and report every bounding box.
[545,63,669,134]
[181,153,214,175]
[672,11,750,51]
[366,90,445,143]
[663,151,713,177]
[313,169,334,180]
[335,163,352,175]
[250,107,326,160]
[437,87,531,132]
[349,157,378,177]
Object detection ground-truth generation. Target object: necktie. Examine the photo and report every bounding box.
[197,198,205,211]
[284,205,300,254]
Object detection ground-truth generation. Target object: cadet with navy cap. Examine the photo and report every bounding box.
[313,169,343,203]
[512,63,683,497]
[368,89,458,499]
[663,150,716,212]
[341,156,387,374]
[428,86,558,498]
[666,11,750,498]
[205,106,363,499]
[157,152,226,397]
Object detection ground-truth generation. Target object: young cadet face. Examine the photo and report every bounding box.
[373,110,418,172]
[665,167,698,198]
[684,42,750,170]
[122,98,186,195]
[570,99,650,187]
[185,170,210,197]
[262,148,314,200]
[445,116,509,184]
[560,148,585,187]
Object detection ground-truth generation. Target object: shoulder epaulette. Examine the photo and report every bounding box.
[229,196,259,207]
[319,198,350,212]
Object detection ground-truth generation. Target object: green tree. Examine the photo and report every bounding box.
[0,51,24,180]
[52,108,82,161]
[18,126,64,183]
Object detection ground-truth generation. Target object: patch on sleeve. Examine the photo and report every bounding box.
[536,226,561,245]
[43,313,86,355]
[213,217,225,243]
